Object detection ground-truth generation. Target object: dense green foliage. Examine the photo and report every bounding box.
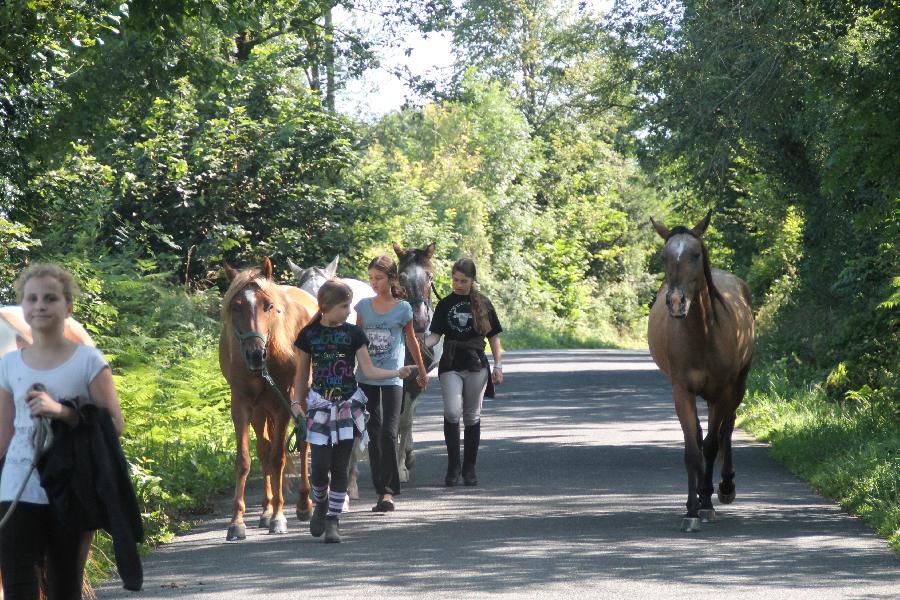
[0,0,896,580]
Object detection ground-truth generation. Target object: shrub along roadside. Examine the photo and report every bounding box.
[737,362,900,552]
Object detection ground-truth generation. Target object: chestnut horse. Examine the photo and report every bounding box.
[219,257,317,541]
[647,211,755,532]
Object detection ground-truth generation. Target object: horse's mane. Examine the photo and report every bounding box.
[221,268,299,363]
[668,226,727,315]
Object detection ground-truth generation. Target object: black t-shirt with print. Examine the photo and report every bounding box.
[295,321,369,401]
[429,292,502,372]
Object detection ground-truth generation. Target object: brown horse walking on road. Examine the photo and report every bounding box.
[220,257,317,541]
[647,211,755,532]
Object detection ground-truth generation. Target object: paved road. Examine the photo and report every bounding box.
[98,350,899,599]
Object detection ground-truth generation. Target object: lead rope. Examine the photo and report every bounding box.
[260,368,308,452]
[0,384,54,531]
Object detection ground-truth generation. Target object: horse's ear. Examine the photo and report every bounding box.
[424,242,436,259]
[224,261,239,282]
[650,217,671,240]
[691,210,712,237]
[325,255,339,278]
[261,256,274,280]
[392,242,406,259]
[287,258,303,279]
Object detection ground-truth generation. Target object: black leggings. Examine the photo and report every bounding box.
[360,383,403,496]
[0,501,93,600]
[310,440,355,495]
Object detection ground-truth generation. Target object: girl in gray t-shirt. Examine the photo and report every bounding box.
[355,255,428,512]
[0,263,125,599]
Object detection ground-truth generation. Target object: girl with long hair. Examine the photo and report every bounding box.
[424,258,503,487]
[355,256,428,512]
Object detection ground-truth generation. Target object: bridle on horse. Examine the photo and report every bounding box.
[232,313,308,451]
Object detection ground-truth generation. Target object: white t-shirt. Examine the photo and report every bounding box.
[0,344,109,504]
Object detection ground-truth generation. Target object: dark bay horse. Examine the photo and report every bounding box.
[394,241,443,482]
[647,212,755,532]
[219,257,317,541]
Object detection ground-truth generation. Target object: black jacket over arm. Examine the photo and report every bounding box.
[38,404,144,591]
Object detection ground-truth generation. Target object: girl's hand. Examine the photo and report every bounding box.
[416,372,428,390]
[492,367,504,385]
[26,389,65,420]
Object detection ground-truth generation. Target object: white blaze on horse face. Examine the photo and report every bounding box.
[673,238,687,262]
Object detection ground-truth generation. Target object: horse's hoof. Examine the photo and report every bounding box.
[681,517,701,533]
[343,495,351,512]
[718,488,736,504]
[699,508,717,523]
[296,507,312,522]
[226,524,246,541]
[268,515,288,534]
[258,515,271,529]
[347,482,359,500]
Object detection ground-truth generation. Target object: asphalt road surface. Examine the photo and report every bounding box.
[97,350,899,599]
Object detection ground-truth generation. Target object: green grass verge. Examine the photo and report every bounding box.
[738,363,900,552]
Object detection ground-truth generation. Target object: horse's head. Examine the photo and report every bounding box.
[394,241,436,333]
[223,257,281,372]
[287,255,339,296]
[651,211,712,319]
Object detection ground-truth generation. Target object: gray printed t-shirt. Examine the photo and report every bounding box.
[354,298,413,387]
[0,345,109,504]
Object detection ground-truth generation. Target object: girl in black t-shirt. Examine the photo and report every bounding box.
[292,280,413,543]
[424,258,503,487]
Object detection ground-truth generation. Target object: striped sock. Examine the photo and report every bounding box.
[327,490,346,516]
[312,485,328,505]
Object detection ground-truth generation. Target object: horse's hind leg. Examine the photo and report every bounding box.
[700,401,726,522]
[296,440,312,521]
[717,411,737,504]
[719,366,749,504]
[398,390,419,482]
[347,445,362,501]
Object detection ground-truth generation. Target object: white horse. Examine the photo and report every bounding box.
[287,256,375,500]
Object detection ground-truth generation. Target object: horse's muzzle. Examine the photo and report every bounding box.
[244,348,267,372]
[665,289,690,318]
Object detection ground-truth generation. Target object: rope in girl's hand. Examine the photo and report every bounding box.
[286,411,308,453]
[0,383,54,531]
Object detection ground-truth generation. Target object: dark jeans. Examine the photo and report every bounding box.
[310,440,355,494]
[0,501,92,600]
[360,383,403,496]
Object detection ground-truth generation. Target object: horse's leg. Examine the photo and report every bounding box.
[228,398,252,541]
[267,413,290,534]
[719,366,749,504]
[347,445,361,501]
[700,399,725,522]
[397,390,417,482]
[250,408,274,529]
[296,440,312,521]
[672,385,703,531]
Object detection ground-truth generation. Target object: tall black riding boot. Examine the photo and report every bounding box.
[462,421,481,486]
[443,419,461,486]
